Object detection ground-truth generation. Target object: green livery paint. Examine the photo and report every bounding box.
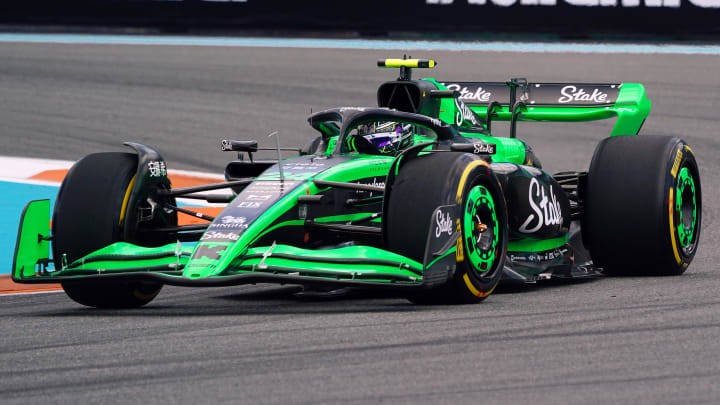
[37,241,424,283]
[508,235,569,253]
[676,166,697,249]
[67,242,192,268]
[324,137,338,155]
[229,244,422,280]
[468,137,527,165]
[183,155,394,279]
[12,199,51,279]
[464,185,499,273]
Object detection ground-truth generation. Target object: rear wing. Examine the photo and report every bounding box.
[375,58,651,138]
[430,78,651,137]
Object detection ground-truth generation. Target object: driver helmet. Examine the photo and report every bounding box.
[357,121,413,155]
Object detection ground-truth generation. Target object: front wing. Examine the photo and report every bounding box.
[12,200,457,290]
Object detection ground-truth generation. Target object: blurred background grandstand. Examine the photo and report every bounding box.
[1,0,719,40]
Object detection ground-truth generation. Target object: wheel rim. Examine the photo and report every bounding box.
[676,166,698,253]
[463,185,499,274]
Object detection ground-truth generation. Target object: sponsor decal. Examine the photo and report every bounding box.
[510,248,566,263]
[519,178,563,233]
[282,161,329,171]
[356,177,386,198]
[237,201,262,208]
[192,245,226,260]
[455,218,464,261]
[671,148,683,178]
[221,216,247,224]
[246,194,272,201]
[147,161,167,177]
[436,82,619,106]
[245,181,297,193]
[258,172,317,181]
[210,215,249,229]
[201,231,240,241]
[442,83,493,102]
[358,177,386,188]
[454,98,481,126]
[473,142,496,154]
[435,210,454,238]
[509,254,529,262]
[557,85,609,104]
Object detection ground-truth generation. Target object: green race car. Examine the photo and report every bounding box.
[12,58,702,308]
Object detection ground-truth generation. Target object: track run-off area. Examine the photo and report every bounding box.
[0,36,719,404]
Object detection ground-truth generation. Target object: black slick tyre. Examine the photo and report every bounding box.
[53,152,163,308]
[386,152,508,304]
[583,135,701,276]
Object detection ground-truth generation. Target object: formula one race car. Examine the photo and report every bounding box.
[12,58,701,308]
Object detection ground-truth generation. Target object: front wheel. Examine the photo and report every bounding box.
[385,152,508,304]
[54,152,164,308]
[583,135,701,275]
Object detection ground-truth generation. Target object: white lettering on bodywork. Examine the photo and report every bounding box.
[435,210,454,238]
[558,86,609,103]
[519,178,562,233]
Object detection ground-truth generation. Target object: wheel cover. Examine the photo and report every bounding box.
[676,166,698,251]
[463,185,499,274]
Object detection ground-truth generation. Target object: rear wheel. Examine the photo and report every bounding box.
[583,135,701,275]
[386,152,507,304]
[54,152,164,308]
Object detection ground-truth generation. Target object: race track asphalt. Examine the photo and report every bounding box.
[1,41,719,404]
